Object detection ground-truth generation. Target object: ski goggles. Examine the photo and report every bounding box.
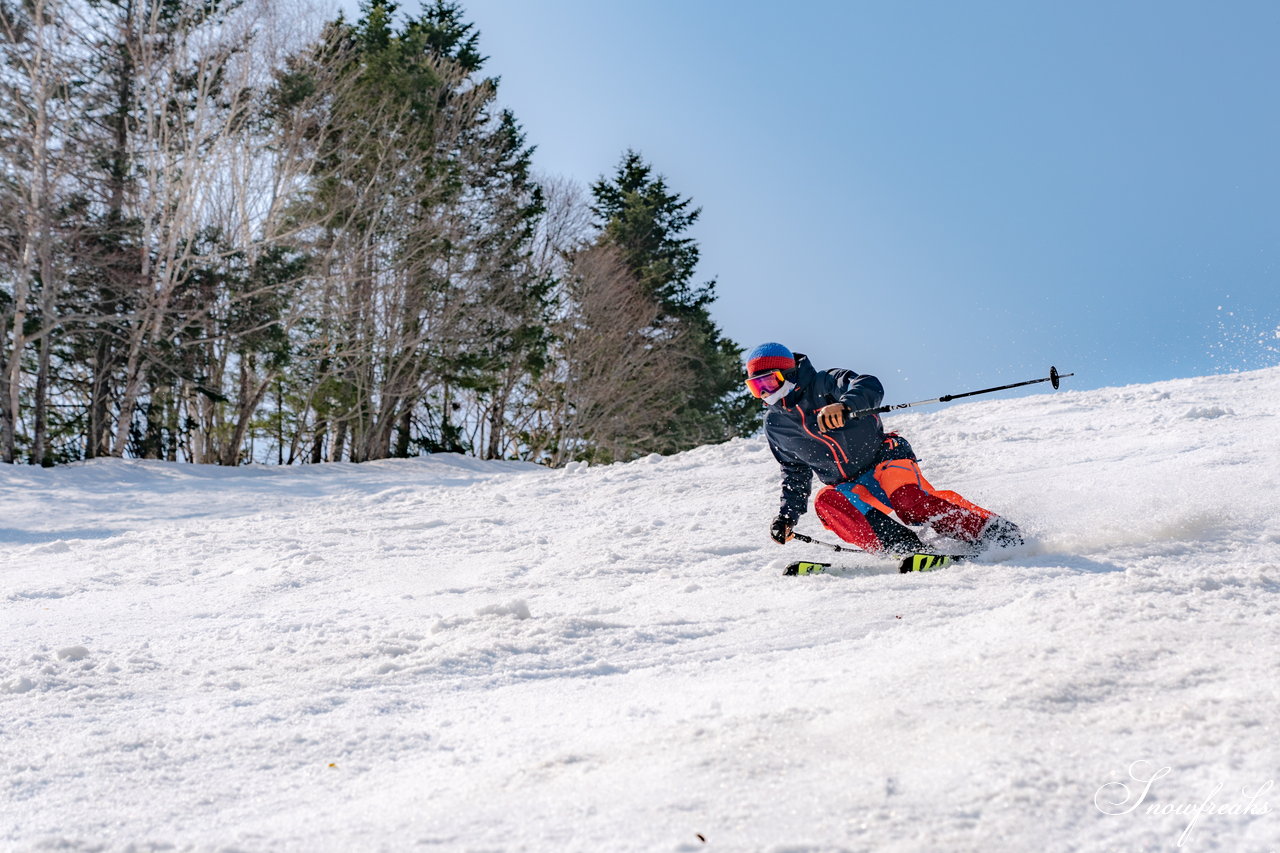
[745,369,787,399]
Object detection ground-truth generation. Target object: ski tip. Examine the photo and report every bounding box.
[784,561,830,576]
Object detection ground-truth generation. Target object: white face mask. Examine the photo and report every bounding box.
[762,380,795,406]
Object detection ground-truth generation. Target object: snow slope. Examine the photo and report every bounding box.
[3,368,1280,852]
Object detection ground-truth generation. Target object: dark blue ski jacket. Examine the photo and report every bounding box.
[764,353,887,521]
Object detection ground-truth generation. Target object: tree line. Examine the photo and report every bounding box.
[0,0,757,467]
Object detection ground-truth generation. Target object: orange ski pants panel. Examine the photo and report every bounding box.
[875,458,993,541]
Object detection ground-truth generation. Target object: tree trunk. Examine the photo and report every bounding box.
[32,333,51,465]
[330,420,347,463]
[221,358,276,466]
[87,335,114,459]
[4,250,32,466]
[393,407,412,457]
[0,370,12,464]
[309,417,326,464]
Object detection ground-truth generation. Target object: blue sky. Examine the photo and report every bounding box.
[344,0,1280,398]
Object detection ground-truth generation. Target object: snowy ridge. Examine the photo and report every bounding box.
[3,368,1280,851]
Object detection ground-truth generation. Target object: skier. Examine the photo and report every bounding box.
[745,342,1023,558]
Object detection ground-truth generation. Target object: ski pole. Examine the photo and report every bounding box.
[792,532,862,553]
[851,365,1074,417]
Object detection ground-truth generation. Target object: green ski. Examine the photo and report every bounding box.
[783,552,965,576]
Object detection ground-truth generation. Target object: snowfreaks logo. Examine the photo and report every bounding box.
[1094,760,1273,847]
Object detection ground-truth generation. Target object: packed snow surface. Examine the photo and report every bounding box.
[4,368,1280,852]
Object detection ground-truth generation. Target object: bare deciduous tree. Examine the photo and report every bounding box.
[551,243,691,465]
[0,0,79,463]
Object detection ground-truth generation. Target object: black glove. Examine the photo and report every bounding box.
[770,515,794,545]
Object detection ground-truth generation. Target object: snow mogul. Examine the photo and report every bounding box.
[744,342,1023,561]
